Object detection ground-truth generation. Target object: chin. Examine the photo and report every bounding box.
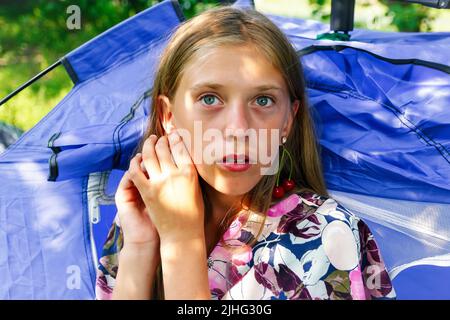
[203,173,257,195]
[215,183,254,196]
[210,175,255,194]
[196,164,262,196]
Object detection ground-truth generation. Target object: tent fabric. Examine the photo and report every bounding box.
[268,12,450,204]
[0,0,182,299]
[329,189,450,298]
[0,0,449,299]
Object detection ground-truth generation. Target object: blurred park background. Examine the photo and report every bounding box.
[0,0,449,133]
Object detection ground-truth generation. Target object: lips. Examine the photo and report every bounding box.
[217,154,251,172]
[221,154,249,164]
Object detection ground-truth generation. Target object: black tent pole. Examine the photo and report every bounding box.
[329,0,449,35]
[0,59,62,107]
[317,0,355,41]
[330,0,355,34]
[406,0,450,8]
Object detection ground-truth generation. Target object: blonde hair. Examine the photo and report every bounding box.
[132,4,328,299]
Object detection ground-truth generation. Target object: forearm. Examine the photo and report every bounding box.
[112,244,160,300]
[160,233,211,300]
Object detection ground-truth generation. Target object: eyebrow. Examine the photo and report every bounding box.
[189,82,283,92]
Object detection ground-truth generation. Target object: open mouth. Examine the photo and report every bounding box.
[220,154,249,164]
[217,154,252,172]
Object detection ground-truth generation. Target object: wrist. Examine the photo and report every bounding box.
[159,227,205,247]
[113,244,160,300]
[158,233,210,300]
[121,242,160,259]
[160,234,206,264]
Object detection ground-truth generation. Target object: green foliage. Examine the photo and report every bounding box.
[0,0,221,131]
[308,0,331,22]
[179,0,223,18]
[381,0,435,32]
[307,0,435,32]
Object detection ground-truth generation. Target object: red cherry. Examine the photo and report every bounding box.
[282,179,295,191]
[272,186,285,199]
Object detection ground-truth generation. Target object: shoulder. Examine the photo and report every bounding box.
[270,190,384,267]
[256,190,395,300]
[267,189,364,247]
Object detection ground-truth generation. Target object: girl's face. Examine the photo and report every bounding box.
[159,44,299,197]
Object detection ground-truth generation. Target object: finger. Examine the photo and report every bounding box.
[116,170,138,201]
[118,156,145,189]
[140,160,147,173]
[128,153,150,194]
[137,153,150,179]
[154,135,177,174]
[168,129,193,170]
[116,170,132,197]
[142,134,161,177]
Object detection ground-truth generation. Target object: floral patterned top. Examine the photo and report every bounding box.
[95,190,396,300]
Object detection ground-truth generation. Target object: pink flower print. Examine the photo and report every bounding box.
[231,244,253,266]
[349,266,367,300]
[268,194,300,217]
[95,274,113,300]
[223,217,244,241]
[208,245,232,293]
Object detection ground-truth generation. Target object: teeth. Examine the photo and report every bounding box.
[224,156,247,164]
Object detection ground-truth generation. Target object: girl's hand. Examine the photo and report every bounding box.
[128,131,205,244]
[115,153,160,247]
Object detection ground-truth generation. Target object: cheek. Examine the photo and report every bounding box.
[253,126,282,162]
[171,122,196,158]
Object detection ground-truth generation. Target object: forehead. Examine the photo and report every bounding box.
[179,44,288,92]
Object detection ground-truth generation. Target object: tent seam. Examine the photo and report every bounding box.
[307,83,450,166]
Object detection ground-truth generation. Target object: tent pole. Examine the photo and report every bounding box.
[330,0,355,34]
[405,0,450,8]
[0,59,62,107]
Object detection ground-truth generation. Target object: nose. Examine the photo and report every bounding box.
[223,99,250,141]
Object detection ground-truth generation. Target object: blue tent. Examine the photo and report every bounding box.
[0,0,449,299]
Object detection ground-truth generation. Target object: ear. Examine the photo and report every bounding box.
[282,99,300,138]
[158,94,175,134]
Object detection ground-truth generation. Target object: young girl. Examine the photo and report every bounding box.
[95,5,396,300]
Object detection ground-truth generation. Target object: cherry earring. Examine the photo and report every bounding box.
[272,136,296,199]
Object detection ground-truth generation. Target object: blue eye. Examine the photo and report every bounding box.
[256,96,274,107]
[200,94,220,106]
